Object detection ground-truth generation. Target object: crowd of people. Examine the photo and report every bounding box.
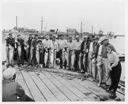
[2,32,122,101]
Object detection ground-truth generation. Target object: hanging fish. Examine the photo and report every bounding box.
[53,49,57,68]
[62,49,65,68]
[8,44,14,64]
[30,46,33,62]
[17,43,21,60]
[36,44,40,65]
[64,48,69,69]
[71,50,75,71]
[78,53,81,71]
[50,49,54,68]
[83,53,86,69]
[44,48,48,67]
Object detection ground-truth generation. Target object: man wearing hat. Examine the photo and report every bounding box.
[74,35,82,72]
[6,33,15,65]
[67,36,75,71]
[88,36,94,76]
[97,36,116,87]
[91,37,100,81]
[80,36,88,73]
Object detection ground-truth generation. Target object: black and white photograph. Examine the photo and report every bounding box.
[1,0,126,102]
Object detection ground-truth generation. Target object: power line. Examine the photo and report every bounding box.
[41,16,43,34]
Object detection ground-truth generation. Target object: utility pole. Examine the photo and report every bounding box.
[92,25,93,34]
[81,21,82,38]
[41,16,43,34]
[16,16,17,30]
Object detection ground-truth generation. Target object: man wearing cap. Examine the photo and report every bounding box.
[6,33,15,65]
[2,64,34,101]
[74,35,82,72]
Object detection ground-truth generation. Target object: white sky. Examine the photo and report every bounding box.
[2,0,125,35]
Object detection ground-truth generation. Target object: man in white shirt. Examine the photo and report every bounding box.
[42,35,52,67]
[88,37,94,75]
[67,36,75,70]
[50,35,59,68]
[74,35,82,72]
[58,35,68,69]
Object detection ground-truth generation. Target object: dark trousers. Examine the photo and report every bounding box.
[39,52,43,64]
[27,47,31,62]
[42,49,45,67]
[18,47,24,65]
[59,49,63,68]
[74,50,80,71]
[31,49,37,66]
[109,62,122,93]
[81,53,88,72]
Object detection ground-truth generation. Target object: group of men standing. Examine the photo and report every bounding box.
[5,33,118,86]
[5,32,122,99]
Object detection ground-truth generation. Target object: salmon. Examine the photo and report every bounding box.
[83,53,86,69]
[64,50,69,68]
[49,49,54,67]
[71,50,75,70]
[30,47,33,61]
[36,44,40,65]
[53,49,57,67]
[79,53,81,71]
[44,48,48,66]
[62,49,65,67]
[8,44,14,64]
[18,45,21,60]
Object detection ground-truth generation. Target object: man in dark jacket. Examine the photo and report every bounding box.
[80,36,88,73]
[27,34,33,65]
[31,34,39,66]
[91,37,100,81]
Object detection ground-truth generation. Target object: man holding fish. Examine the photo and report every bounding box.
[6,33,15,65]
[58,35,68,69]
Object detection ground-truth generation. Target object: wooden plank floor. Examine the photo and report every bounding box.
[15,66,125,101]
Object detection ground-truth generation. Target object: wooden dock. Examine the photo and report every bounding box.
[15,66,125,101]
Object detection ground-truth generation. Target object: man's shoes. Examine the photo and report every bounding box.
[98,83,101,87]
[109,93,117,99]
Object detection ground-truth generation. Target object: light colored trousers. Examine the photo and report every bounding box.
[88,51,93,75]
[7,47,14,65]
[97,57,111,85]
[102,58,111,85]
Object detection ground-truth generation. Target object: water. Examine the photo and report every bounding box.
[109,36,125,55]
